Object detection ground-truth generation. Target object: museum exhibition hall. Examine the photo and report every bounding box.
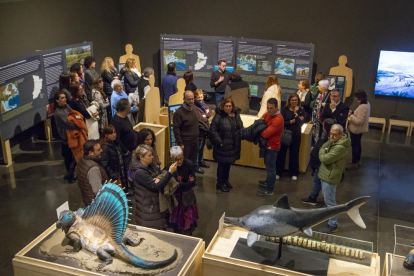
[1,1,414,275]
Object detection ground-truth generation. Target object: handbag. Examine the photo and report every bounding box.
[182,189,195,206]
[281,129,292,146]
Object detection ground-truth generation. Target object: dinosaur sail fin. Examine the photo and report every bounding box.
[273,194,291,209]
[346,196,370,229]
[82,183,129,244]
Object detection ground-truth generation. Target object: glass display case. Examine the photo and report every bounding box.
[388,224,414,275]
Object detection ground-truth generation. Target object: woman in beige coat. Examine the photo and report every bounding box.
[258,75,281,117]
[348,89,370,169]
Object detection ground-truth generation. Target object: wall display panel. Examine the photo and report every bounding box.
[160,34,314,100]
[0,42,93,141]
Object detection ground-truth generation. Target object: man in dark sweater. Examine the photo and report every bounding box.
[173,91,200,171]
[111,98,135,193]
[210,60,232,105]
[224,70,251,114]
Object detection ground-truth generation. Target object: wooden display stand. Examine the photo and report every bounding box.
[381,252,409,276]
[329,55,353,99]
[410,122,414,137]
[133,123,167,169]
[203,214,380,276]
[119,44,141,73]
[203,115,312,172]
[159,107,171,166]
[13,223,204,276]
[388,119,411,136]
[44,118,54,141]
[168,78,186,106]
[369,117,386,133]
[144,74,161,125]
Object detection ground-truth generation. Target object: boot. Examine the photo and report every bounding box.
[224,181,233,189]
[216,183,229,192]
[195,166,204,174]
[67,174,76,184]
[199,161,210,168]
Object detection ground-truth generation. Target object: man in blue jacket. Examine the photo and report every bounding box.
[162,62,178,105]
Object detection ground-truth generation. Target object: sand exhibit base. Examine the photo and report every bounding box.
[39,228,183,275]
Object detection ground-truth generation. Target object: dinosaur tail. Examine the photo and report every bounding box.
[345,196,370,229]
[115,244,178,269]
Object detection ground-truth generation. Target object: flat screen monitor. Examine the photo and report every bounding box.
[374,50,414,98]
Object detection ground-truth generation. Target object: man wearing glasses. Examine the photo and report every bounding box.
[317,124,350,234]
[320,88,349,129]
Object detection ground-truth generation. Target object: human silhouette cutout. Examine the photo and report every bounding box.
[119,44,141,73]
[329,55,353,99]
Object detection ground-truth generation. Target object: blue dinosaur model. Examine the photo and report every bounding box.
[56,183,178,270]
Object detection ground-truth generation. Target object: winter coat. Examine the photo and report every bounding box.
[66,110,88,162]
[91,88,109,131]
[84,68,99,101]
[209,107,243,163]
[224,77,251,114]
[120,68,139,94]
[132,159,174,229]
[258,84,281,117]
[241,119,268,158]
[101,67,120,96]
[100,139,128,182]
[349,103,370,134]
[320,102,350,130]
[318,133,351,185]
[195,102,212,137]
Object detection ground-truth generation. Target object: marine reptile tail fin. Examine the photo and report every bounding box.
[346,196,370,229]
[116,244,178,269]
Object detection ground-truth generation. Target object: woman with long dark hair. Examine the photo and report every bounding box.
[183,71,197,92]
[276,93,306,180]
[347,89,370,169]
[209,97,243,192]
[100,124,129,189]
[59,73,72,101]
[136,128,161,169]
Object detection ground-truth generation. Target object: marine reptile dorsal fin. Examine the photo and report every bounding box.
[273,194,291,209]
[82,183,129,244]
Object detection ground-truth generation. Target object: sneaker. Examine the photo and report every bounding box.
[199,161,210,168]
[319,224,338,234]
[301,197,317,206]
[291,176,298,181]
[276,175,280,180]
[195,167,204,174]
[258,179,267,187]
[257,189,274,196]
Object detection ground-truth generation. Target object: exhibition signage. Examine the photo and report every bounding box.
[160,34,314,100]
[167,104,181,148]
[0,42,93,141]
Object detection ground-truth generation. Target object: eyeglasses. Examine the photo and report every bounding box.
[290,99,298,102]
[330,132,340,137]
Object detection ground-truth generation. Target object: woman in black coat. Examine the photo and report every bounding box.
[100,124,129,190]
[100,57,121,99]
[209,97,243,192]
[120,58,139,94]
[69,82,98,120]
[276,93,306,180]
[130,144,177,230]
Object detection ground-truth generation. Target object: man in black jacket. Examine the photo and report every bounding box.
[320,88,349,129]
[210,60,232,105]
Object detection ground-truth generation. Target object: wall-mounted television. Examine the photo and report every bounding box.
[374,50,414,98]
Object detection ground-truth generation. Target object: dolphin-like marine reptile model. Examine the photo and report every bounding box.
[224,194,370,247]
[56,183,178,270]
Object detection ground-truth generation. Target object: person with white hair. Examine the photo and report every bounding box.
[167,146,199,235]
[317,123,351,234]
[311,78,330,145]
[110,79,138,117]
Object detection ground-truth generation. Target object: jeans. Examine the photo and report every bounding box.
[350,132,363,164]
[321,180,338,227]
[276,134,301,177]
[215,93,224,105]
[217,163,231,184]
[196,135,206,167]
[310,168,321,200]
[264,149,280,192]
[123,151,133,191]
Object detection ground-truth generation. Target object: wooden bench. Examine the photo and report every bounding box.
[369,117,386,133]
[388,119,411,136]
[410,122,414,137]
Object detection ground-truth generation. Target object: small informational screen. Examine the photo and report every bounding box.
[374,50,414,98]
[160,34,314,99]
[0,42,93,141]
[168,104,181,148]
[326,75,346,102]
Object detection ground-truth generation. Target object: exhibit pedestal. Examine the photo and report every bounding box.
[13,223,205,276]
[133,123,167,169]
[382,252,414,276]
[203,214,380,276]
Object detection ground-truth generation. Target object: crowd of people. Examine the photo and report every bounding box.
[54,56,371,236]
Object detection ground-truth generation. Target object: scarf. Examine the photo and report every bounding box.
[195,100,207,114]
